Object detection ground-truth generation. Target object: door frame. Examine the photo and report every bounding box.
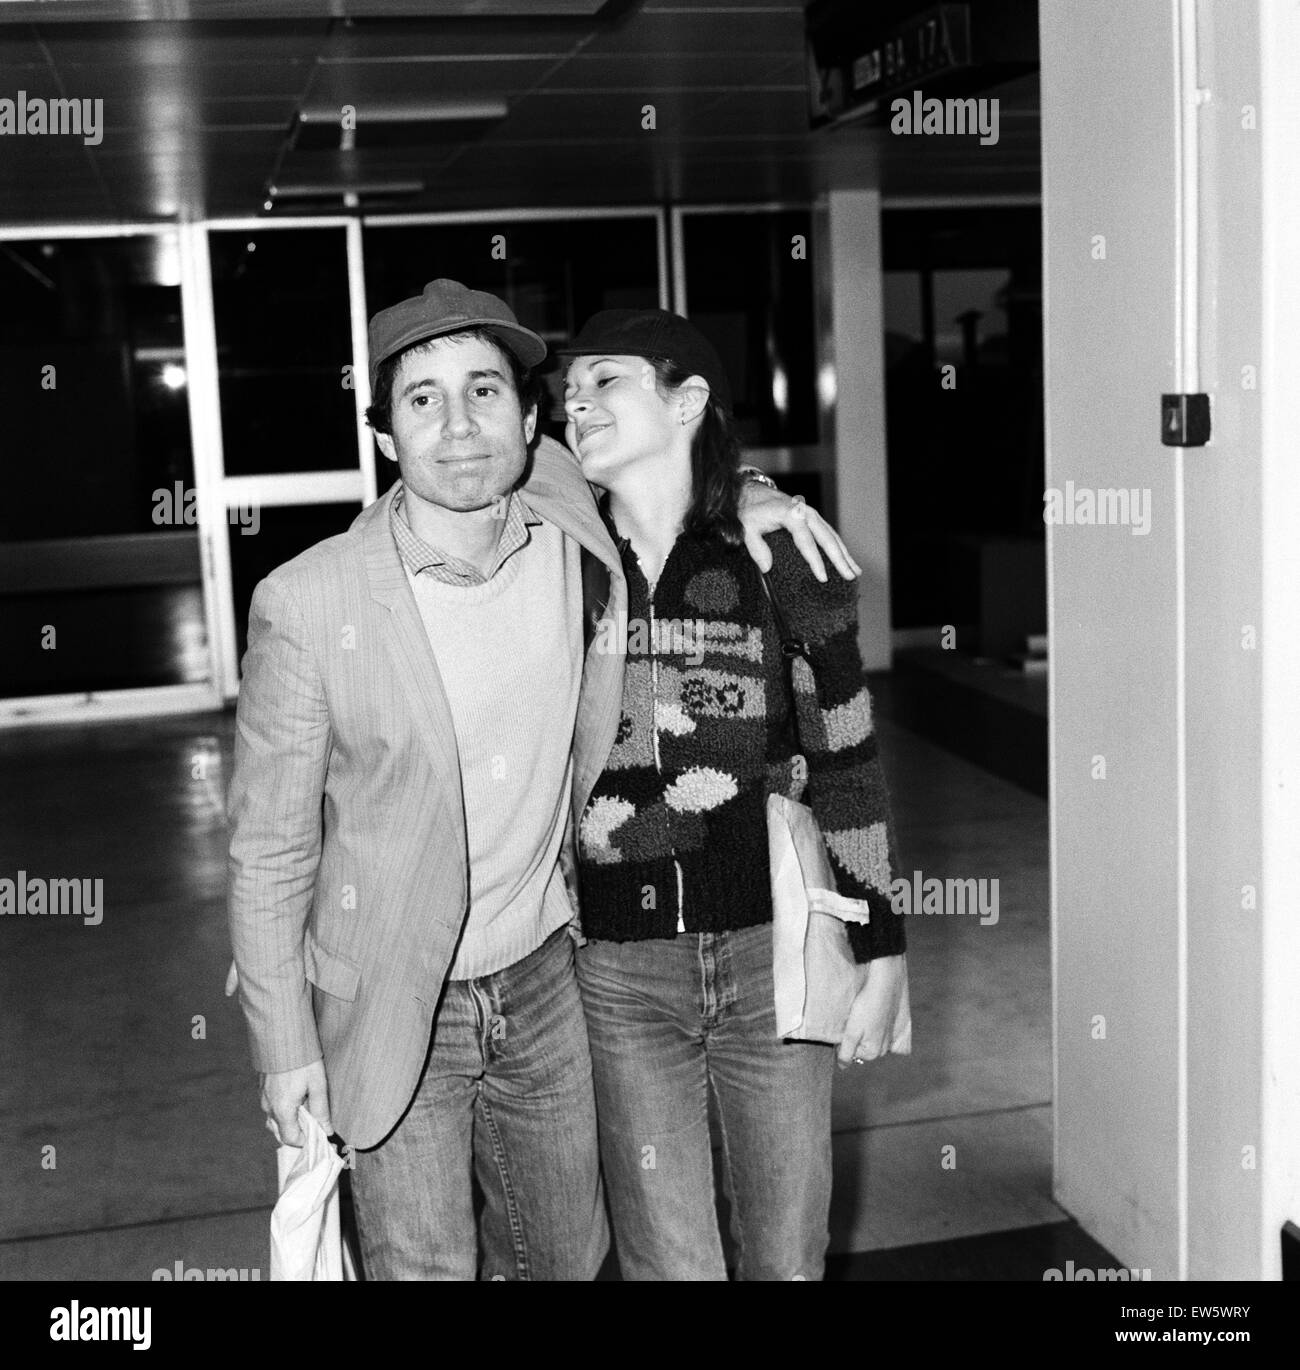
[0,221,223,727]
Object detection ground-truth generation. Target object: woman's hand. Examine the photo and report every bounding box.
[735,481,862,582]
[838,954,908,1068]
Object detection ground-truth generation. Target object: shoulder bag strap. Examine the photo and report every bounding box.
[760,569,812,753]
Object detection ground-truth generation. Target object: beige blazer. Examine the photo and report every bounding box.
[226,436,626,1149]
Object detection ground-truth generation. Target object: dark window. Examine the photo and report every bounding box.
[228,503,361,662]
[0,234,207,697]
[680,210,818,448]
[210,228,358,476]
[881,206,1045,644]
[364,217,660,469]
[0,235,193,542]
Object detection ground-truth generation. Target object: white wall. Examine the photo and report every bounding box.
[1043,0,1296,1279]
[1180,2,1268,1283]
[1257,0,1300,1284]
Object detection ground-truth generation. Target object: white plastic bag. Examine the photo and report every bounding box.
[269,1105,357,1281]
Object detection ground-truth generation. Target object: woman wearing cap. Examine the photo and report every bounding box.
[558,309,908,1281]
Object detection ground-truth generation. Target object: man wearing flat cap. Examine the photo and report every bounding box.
[227,279,856,1279]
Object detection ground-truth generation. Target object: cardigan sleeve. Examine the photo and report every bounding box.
[767,536,906,963]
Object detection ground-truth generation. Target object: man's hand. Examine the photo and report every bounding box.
[838,954,907,1068]
[736,481,861,582]
[261,1058,331,1147]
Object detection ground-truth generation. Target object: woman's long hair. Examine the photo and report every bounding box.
[648,357,744,548]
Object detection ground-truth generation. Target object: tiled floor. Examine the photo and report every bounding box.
[0,693,1064,1280]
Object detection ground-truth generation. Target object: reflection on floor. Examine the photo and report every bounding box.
[878,648,1048,798]
[826,1221,1124,1281]
[0,687,1082,1281]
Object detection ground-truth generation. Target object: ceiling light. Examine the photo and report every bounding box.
[295,100,508,125]
[267,181,424,200]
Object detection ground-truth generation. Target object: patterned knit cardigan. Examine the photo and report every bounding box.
[577,523,905,964]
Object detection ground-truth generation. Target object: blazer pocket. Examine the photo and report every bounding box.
[304,930,360,1002]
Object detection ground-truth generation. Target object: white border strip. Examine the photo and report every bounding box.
[0,222,164,241]
[362,206,661,227]
[881,193,1042,209]
[0,683,220,729]
[1258,0,1300,1283]
[222,472,366,507]
[654,206,671,313]
[1172,0,1198,1284]
[670,205,688,315]
[204,215,356,231]
[673,201,808,215]
[180,220,240,701]
[345,219,377,506]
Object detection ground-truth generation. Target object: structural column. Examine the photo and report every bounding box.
[817,188,892,670]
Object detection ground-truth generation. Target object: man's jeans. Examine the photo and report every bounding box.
[351,924,606,1280]
[575,921,835,1281]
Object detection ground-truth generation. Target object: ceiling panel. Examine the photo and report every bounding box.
[55,61,315,99]
[308,57,553,103]
[580,6,804,55]
[320,18,592,60]
[0,1,606,21]
[0,3,1040,222]
[0,65,63,97]
[543,51,802,91]
[616,137,811,168]
[271,148,461,181]
[28,23,328,66]
[642,0,805,8]
[197,98,300,127]
[91,128,287,161]
[406,144,634,180]
[679,88,813,138]
[488,88,730,142]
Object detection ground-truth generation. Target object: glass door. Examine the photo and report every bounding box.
[0,227,220,723]
[200,220,373,693]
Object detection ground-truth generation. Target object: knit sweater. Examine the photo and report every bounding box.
[577,516,905,963]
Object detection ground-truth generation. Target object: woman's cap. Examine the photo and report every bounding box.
[367,278,547,389]
[556,308,732,413]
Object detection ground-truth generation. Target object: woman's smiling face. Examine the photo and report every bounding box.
[563,354,679,488]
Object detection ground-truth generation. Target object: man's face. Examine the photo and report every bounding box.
[375,333,536,513]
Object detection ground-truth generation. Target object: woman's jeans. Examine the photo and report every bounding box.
[575,921,835,1280]
[350,925,606,1280]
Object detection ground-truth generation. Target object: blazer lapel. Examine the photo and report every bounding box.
[359,486,468,896]
[518,440,628,826]
[580,546,611,655]
[356,443,627,878]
